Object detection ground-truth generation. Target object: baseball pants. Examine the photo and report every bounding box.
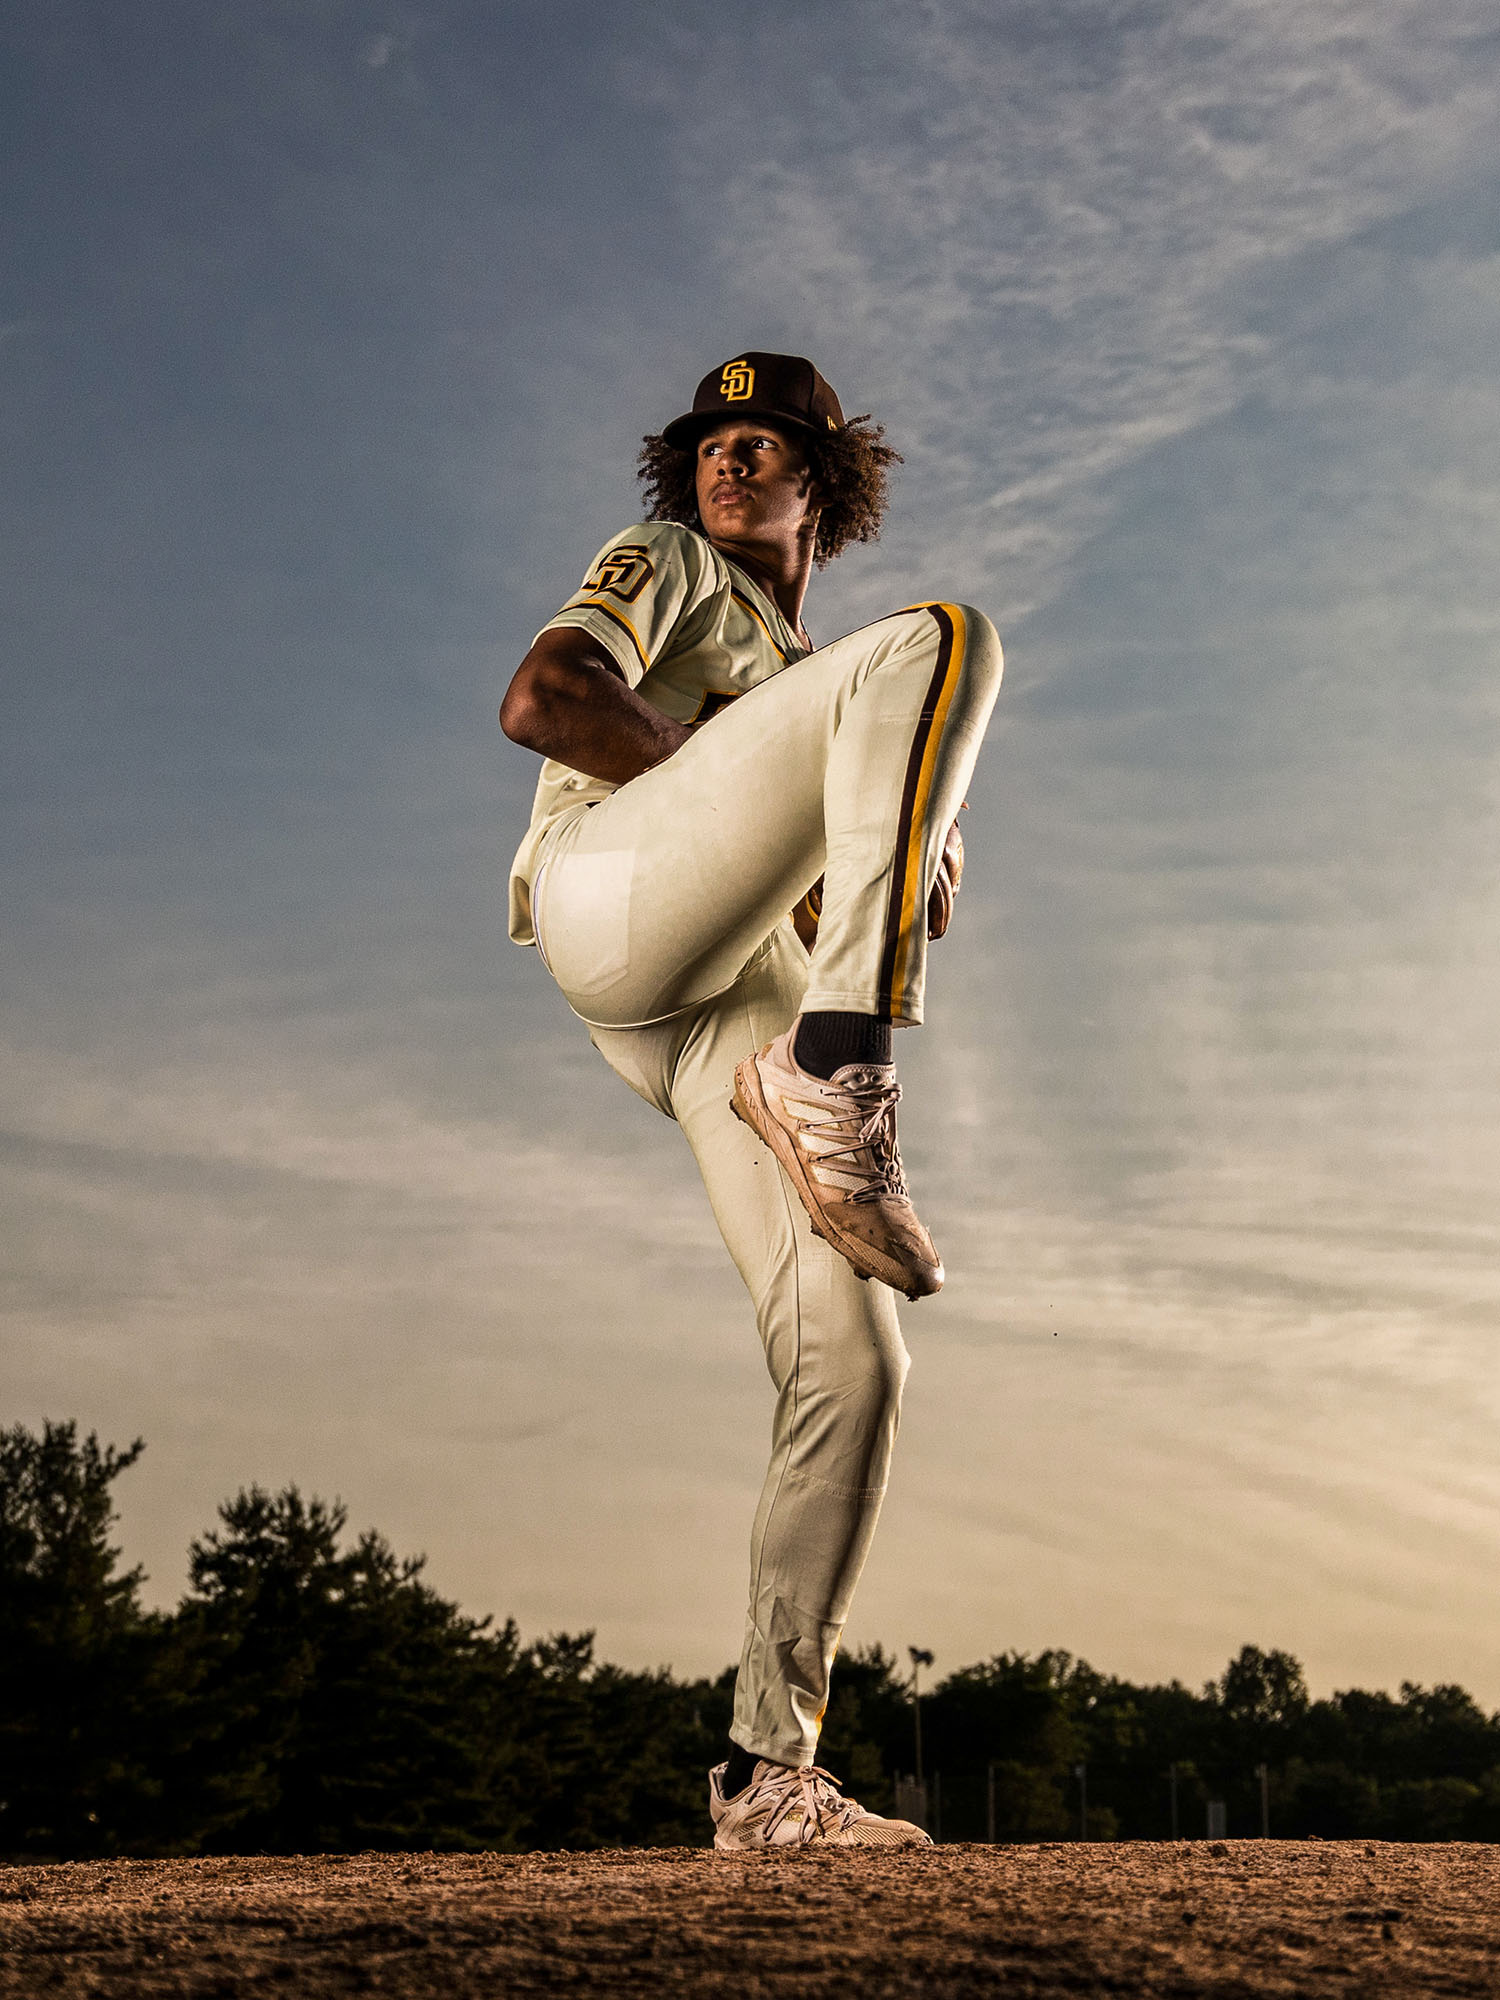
[530,602,1003,1766]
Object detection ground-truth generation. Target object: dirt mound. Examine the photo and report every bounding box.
[4,1840,1499,1997]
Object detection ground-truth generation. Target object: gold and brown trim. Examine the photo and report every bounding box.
[688,687,743,727]
[729,587,791,663]
[875,603,968,1020]
[554,599,651,675]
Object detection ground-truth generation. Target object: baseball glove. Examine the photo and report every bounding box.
[926,813,965,941]
[791,812,966,951]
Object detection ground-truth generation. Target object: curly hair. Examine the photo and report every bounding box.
[636,417,902,568]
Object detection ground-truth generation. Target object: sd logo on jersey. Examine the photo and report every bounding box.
[583,545,654,603]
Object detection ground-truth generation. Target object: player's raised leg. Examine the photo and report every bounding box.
[810,602,1001,1027]
[534,601,999,1028]
[729,600,1003,1297]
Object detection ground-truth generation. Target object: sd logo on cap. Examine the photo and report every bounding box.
[662,351,845,449]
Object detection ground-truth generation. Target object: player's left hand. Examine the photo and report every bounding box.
[791,811,966,952]
[926,813,965,941]
[792,879,823,952]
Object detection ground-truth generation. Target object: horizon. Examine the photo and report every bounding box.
[61,1419,1500,1713]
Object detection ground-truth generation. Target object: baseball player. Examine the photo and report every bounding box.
[501,352,1003,1848]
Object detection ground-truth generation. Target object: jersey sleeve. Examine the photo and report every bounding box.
[536,522,720,688]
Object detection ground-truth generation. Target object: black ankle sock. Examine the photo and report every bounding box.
[795,1011,893,1080]
[722,1742,760,1798]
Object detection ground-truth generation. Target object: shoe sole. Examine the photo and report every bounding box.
[713,1828,931,1850]
[731,1052,940,1302]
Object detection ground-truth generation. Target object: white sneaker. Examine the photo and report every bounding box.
[709,1759,932,1850]
[731,1025,943,1300]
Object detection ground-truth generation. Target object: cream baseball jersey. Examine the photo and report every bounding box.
[507,520,810,945]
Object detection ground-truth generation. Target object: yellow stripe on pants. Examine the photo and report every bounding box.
[881,603,968,1020]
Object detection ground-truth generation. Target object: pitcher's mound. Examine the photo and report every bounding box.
[5,1840,1499,1997]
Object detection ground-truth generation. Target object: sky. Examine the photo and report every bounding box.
[5,0,1500,1707]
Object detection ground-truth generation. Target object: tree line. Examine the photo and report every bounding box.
[4,1420,1499,1858]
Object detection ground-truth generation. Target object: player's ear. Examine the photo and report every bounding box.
[799,436,829,506]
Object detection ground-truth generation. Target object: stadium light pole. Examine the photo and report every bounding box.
[909,1647,934,1786]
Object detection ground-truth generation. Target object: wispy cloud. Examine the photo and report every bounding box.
[650,0,1500,622]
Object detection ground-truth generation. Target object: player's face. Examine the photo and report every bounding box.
[694,420,820,544]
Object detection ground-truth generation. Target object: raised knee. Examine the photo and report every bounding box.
[953,602,1003,683]
[896,601,1003,688]
[953,600,996,641]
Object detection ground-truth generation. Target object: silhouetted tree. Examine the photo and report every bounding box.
[501,1632,730,1849]
[10,1419,1500,1853]
[0,1421,166,1856]
[1217,1645,1309,1754]
[172,1485,521,1851]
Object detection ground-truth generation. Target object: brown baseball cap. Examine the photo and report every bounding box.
[661,351,845,450]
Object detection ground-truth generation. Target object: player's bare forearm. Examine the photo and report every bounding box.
[499,628,691,786]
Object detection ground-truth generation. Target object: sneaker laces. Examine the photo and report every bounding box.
[755,1764,865,1846]
[805,1077,909,1204]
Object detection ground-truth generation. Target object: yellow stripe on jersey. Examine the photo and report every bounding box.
[555,598,652,676]
[729,588,791,664]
